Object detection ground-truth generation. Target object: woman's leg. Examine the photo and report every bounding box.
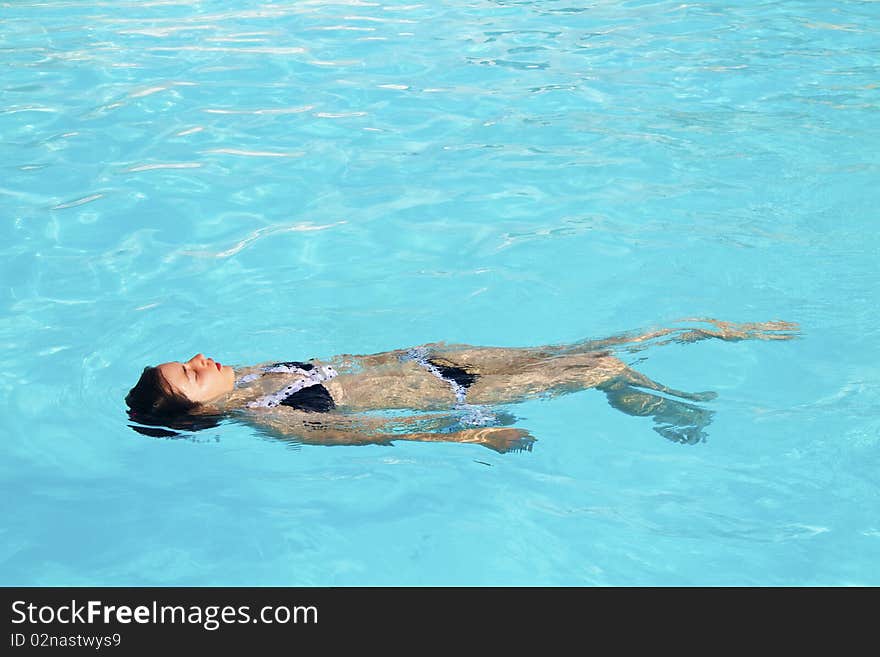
[464,351,629,404]
[596,379,715,445]
[464,356,717,445]
[552,317,800,355]
[617,367,717,402]
[395,318,800,374]
[462,350,715,407]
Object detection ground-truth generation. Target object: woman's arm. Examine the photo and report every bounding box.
[329,342,464,371]
[240,408,535,453]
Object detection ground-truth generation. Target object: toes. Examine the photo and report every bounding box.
[653,424,706,445]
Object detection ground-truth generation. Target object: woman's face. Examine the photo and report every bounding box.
[156,353,235,404]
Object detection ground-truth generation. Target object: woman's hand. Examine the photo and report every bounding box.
[468,427,537,454]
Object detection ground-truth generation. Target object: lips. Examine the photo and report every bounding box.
[215,362,222,371]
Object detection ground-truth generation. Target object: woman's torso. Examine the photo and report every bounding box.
[220,355,460,415]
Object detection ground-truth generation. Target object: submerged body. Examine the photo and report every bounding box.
[129,318,799,452]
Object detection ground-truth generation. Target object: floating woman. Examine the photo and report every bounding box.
[125,318,799,453]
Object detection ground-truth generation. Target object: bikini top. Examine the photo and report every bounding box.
[236,361,338,411]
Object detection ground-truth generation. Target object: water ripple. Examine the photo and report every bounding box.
[125,162,201,172]
[177,221,347,259]
[202,105,313,115]
[201,148,304,158]
[50,193,105,210]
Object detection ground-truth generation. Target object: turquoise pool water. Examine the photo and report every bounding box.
[2,0,878,585]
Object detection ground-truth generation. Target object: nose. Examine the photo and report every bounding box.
[189,353,208,366]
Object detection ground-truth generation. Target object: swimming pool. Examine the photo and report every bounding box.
[2,0,878,585]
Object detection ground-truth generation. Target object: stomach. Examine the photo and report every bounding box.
[327,365,458,412]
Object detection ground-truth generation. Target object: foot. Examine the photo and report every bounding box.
[681,390,718,402]
[653,423,707,445]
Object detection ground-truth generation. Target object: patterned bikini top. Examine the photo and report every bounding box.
[236,361,338,410]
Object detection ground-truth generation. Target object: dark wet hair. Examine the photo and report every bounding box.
[125,366,224,438]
